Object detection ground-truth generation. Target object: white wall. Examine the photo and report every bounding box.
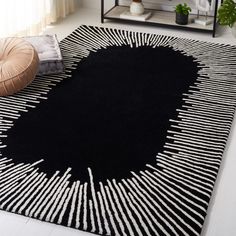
[82,0,113,10]
[81,0,196,10]
[82,0,101,9]
[81,0,215,15]
[76,0,83,7]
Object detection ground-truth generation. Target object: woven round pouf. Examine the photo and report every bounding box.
[0,37,39,96]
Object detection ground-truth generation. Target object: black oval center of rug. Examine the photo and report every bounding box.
[2,45,199,183]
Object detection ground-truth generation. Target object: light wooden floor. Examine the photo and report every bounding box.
[0,7,236,236]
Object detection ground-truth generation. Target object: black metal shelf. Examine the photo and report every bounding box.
[101,0,219,37]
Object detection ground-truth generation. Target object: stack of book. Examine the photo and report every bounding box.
[120,11,152,22]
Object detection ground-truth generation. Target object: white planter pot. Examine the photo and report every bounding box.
[232,24,236,38]
[130,1,145,16]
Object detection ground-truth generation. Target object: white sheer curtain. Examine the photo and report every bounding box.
[0,0,76,38]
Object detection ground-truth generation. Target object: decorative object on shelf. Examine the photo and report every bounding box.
[194,0,214,26]
[120,10,151,21]
[174,3,192,25]
[217,0,236,37]
[130,0,145,16]
[194,16,213,26]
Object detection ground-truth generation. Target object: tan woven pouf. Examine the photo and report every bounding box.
[0,37,39,96]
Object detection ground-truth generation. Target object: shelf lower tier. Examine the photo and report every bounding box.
[103,6,215,33]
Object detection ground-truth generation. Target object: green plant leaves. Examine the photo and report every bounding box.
[217,0,236,27]
[175,3,192,15]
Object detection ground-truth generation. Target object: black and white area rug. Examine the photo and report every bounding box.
[0,25,236,236]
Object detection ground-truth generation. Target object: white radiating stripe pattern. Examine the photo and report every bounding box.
[0,25,236,236]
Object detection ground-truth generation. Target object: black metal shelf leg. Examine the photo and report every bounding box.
[101,0,104,23]
[212,0,219,37]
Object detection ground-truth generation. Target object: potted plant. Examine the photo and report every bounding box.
[174,3,192,25]
[217,0,236,36]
